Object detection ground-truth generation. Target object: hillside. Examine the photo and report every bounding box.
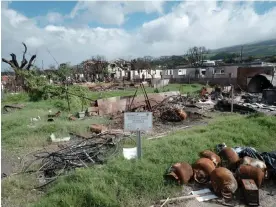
[212,39,276,57]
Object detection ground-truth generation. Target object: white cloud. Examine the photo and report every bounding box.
[1,1,276,69]
[46,12,64,24]
[70,1,166,26]
[25,37,44,48]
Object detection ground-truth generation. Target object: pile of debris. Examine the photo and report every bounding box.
[21,131,127,187]
[151,95,203,122]
[215,92,276,115]
[160,144,276,206]
[195,84,276,115]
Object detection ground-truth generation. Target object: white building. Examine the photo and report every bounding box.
[107,64,126,79]
[131,69,162,80]
[202,60,216,66]
[162,68,187,78]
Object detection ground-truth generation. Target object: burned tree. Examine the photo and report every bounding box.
[91,55,109,80]
[113,58,130,71]
[2,42,37,90]
[82,55,109,81]
[131,57,154,81]
[186,46,207,67]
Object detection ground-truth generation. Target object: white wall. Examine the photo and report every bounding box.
[131,69,162,79]
[107,65,127,79]
[163,68,187,78]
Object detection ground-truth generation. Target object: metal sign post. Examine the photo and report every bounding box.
[124,112,153,159]
[136,131,142,159]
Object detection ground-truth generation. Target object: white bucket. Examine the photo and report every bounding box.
[123,147,137,160]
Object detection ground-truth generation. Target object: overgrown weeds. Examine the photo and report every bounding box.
[30,114,276,207]
[1,83,203,207]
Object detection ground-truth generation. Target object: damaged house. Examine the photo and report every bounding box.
[237,62,276,93]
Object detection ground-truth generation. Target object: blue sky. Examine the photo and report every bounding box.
[7,1,276,29]
[7,1,181,29]
[8,1,77,17]
[2,1,276,69]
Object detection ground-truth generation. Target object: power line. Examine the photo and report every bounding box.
[46,47,59,66]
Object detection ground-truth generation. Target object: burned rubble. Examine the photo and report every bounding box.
[190,84,276,116]
[3,79,275,207]
[162,144,276,206]
[21,131,129,188]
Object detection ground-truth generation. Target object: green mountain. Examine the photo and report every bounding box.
[212,39,276,57]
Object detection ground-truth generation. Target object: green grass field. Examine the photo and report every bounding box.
[31,114,276,207]
[2,83,276,207]
[1,84,201,149]
[0,83,201,206]
[2,114,276,207]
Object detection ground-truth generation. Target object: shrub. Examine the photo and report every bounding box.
[153,88,159,93]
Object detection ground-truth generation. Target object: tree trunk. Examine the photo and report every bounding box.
[15,73,27,91]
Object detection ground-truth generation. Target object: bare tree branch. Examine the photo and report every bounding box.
[26,55,37,70]
[20,42,28,69]
[10,53,19,68]
[186,46,207,67]
[2,58,16,68]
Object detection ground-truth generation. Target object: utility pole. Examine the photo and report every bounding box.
[240,46,243,63]
[231,85,234,113]
[42,60,44,70]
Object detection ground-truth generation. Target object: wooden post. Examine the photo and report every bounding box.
[65,83,71,112]
[231,85,234,113]
[81,97,84,112]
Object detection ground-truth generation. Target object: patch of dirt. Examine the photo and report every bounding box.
[1,149,20,178]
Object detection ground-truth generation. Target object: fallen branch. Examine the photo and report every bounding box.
[160,197,170,207]
[22,133,121,177]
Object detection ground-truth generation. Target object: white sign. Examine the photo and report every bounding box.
[124,112,153,132]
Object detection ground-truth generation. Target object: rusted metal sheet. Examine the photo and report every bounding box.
[96,91,180,115]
